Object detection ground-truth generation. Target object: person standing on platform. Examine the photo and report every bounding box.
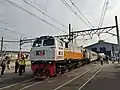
[19,59,24,76]
[15,59,19,73]
[6,58,11,70]
[22,55,26,73]
[106,55,109,64]
[100,56,104,65]
[5,54,11,70]
[0,59,6,76]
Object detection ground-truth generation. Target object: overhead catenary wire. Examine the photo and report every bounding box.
[0,28,29,37]
[61,0,93,28]
[98,0,109,28]
[4,0,67,34]
[0,27,33,40]
[0,20,33,38]
[69,0,94,28]
[61,0,76,15]
[68,0,94,39]
[0,20,17,27]
[98,0,109,40]
[22,0,68,29]
[0,30,19,40]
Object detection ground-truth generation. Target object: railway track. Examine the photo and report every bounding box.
[0,63,102,90]
[54,66,103,90]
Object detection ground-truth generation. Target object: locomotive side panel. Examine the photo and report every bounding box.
[55,38,64,61]
[64,51,83,60]
[64,43,84,60]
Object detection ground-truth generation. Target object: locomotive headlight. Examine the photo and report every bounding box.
[31,61,34,64]
[59,65,61,67]
[49,62,52,64]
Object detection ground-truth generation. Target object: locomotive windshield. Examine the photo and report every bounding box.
[32,36,55,47]
[33,38,42,47]
[43,38,55,46]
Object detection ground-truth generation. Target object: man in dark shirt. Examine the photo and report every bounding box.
[1,59,6,76]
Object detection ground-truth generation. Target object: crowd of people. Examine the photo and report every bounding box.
[99,55,120,65]
[0,53,27,76]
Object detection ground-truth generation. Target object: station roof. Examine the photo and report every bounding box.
[86,40,118,48]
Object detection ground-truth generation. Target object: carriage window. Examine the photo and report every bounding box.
[43,39,55,46]
[33,39,42,47]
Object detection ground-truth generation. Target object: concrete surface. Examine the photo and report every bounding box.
[0,61,119,90]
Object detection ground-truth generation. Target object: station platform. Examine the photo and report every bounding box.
[0,61,120,90]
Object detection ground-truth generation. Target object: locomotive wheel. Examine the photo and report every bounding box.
[61,67,66,74]
[61,70,65,74]
[53,70,57,77]
[34,68,49,79]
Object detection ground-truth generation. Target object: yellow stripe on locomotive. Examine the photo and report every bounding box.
[64,51,83,60]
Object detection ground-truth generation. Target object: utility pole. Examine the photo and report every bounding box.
[19,38,22,59]
[115,16,120,63]
[0,37,3,58]
[69,24,71,42]
[20,38,22,51]
[68,24,73,43]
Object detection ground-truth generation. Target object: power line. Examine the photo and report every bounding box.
[0,27,28,37]
[0,20,33,37]
[69,0,94,28]
[0,27,33,40]
[98,0,109,27]
[98,0,109,40]
[0,30,19,40]
[4,0,67,34]
[61,0,93,28]
[61,0,76,15]
[0,20,17,27]
[68,0,94,39]
[22,0,68,29]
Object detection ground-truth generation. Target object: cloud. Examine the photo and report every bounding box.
[1,0,120,51]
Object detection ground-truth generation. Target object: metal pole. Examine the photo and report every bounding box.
[71,28,74,43]
[20,38,22,51]
[115,16,120,63]
[19,38,22,59]
[69,24,71,42]
[69,24,73,43]
[0,37,3,58]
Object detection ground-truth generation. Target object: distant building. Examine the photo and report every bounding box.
[86,40,119,57]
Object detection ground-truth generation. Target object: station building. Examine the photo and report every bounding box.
[86,40,119,57]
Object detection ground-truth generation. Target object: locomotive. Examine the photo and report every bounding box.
[30,36,98,78]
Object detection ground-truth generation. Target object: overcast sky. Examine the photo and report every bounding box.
[0,0,120,51]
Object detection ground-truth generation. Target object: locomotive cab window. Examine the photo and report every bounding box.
[33,39,42,47]
[43,38,55,46]
[65,42,68,48]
